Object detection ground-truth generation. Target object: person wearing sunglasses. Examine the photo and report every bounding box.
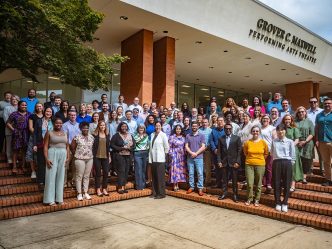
[307,97,324,175]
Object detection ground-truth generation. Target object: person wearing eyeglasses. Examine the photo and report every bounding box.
[315,98,332,186]
[307,97,324,175]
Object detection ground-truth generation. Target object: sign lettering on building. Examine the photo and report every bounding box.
[248,18,318,63]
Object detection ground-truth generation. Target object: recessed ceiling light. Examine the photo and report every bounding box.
[265,63,269,65]
[209,66,214,69]
[281,69,286,70]
[195,41,202,44]
[48,76,60,80]
[181,85,191,88]
[113,73,119,76]
[228,72,232,74]
[117,82,121,85]
[163,30,168,33]
[26,80,33,83]
[203,95,210,98]
[219,94,224,97]
[245,57,251,60]
[120,16,128,20]
[187,61,191,64]
[296,73,300,75]
[244,75,250,78]
[218,91,224,93]
[201,88,209,91]
[224,50,228,52]
[180,91,188,95]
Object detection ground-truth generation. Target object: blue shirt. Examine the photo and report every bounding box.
[133,115,144,126]
[62,120,80,144]
[315,111,332,142]
[199,127,212,147]
[271,137,296,164]
[123,119,138,135]
[21,97,39,113]
[210,127,225,152]
[76,115,92,123]
[146,124,155,139]
[267,100,282,114]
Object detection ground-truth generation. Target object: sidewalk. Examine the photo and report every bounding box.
[0,196,330,249]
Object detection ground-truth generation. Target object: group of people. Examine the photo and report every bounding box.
[0,89,331,213]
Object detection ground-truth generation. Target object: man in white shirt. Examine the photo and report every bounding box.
[112,94,128,112]
[123,110,138,135]
[128,97,143,114]
[140,103,150,121]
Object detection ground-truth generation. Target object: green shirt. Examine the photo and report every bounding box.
[295,118,315,159]
[134,133,149,151]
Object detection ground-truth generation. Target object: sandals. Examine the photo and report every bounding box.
[102,189,109,196]
[302,179,308,184]
[290,187,295,192]
[254,200,260,207]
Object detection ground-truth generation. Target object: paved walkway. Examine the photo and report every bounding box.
[0,196,331,249]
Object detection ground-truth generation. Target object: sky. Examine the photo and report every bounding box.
[258,0,332,43]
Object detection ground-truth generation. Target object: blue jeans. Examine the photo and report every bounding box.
[134,150,148,190]
[187,157,204,189]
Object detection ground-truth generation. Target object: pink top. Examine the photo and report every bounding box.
[249,106,266,118]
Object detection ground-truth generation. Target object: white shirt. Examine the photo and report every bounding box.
[226,135,231,149]
[307,108,323,126]
[149,131,169,163]
[128,104,143,114]
[261,125,276,151]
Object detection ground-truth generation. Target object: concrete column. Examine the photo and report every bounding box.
[153,37,175,107]
[120,29,153,105]
[285,81,319,108]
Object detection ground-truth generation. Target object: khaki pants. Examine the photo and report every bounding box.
[318,142,332,181]
[75,158,93,194]
[5,135,12,163]
[203,149,212,185]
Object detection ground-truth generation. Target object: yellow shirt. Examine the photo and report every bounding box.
[243,139,268,166]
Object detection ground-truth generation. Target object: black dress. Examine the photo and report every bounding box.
[110,133,135,187]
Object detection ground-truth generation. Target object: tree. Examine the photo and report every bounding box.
[0,0,127,90]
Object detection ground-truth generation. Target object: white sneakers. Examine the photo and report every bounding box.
[275,204,288,212]
[77,194,83,201]
[77,193,92,201]
[31,171,36,179]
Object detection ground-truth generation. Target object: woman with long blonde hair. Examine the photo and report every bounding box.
[92,120,111,196]
[282,114,302,192]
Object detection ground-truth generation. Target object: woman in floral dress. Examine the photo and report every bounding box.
[168,124,187,191]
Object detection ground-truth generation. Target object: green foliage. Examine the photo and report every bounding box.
[0,0,127,90]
